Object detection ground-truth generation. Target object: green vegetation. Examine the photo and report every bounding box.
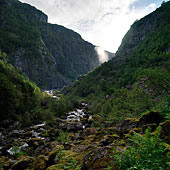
[0,0,99,89]
[109,127,170,169]
[66,1,170,124]
[0,51,69,126]
[57,131,70,144]
[53,148,81,170]
[0,0,41,55]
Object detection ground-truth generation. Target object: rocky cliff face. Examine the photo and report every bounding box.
[115,2,170,59]
[0,0,100,89]
[115,11,160,58]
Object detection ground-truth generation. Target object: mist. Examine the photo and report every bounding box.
[95,46,109,64]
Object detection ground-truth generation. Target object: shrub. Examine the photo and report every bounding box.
[57,131,70,144]
[109,127,170,169]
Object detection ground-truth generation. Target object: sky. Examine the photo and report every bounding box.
[20,0,168,53]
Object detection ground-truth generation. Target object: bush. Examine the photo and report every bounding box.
[57,131,70,144]
[109,127,170,169]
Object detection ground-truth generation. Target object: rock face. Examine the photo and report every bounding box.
[0,0,100,89]
[115,11,160,58]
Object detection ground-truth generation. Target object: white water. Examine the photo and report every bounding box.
[67,109,85,122]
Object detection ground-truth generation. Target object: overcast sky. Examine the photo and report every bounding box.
[20,0,167,53]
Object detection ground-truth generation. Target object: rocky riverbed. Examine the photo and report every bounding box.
[0,105,170,170]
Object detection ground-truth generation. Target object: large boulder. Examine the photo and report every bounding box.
[11,156,34,170]
[119,111,163,133]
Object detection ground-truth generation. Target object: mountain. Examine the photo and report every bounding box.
[66,1,170,122]
[0,0,100,89]
[0,50,70,125]
[0,2,170,170]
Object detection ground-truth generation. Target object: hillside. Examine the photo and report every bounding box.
[0,1,170,170]
[0,50,68,126]
[0,0,100,89]
[66,1,170,122]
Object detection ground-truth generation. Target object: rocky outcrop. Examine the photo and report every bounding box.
[0,0,100,89]
[119,111,164,133]
[0,0,48,23]
[115,11,160,58]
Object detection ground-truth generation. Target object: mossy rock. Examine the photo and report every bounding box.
[11,156,34,170]
[47,145,63,166]
[119,111,163,132]
[128,128,142,135]
[46,164,60,170]
[27,138,44,147]
[160,120,170,144]
[81,147,111,170]
[0,156,10,170]
[142,123,157,132]
[47,149,81,170]
[34,155,48,170]
[119,118,138,132]
[138,111,163,127]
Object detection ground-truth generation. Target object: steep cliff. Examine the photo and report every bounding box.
[0,0,100,89]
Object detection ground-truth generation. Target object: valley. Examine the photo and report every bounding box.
[0,0,170,169]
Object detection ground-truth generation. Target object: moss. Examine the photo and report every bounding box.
[11,156,34,170]
[128,128,142,135]
[125,117,140,123]
[0,156,10,169]
[34,155,47,170]
[163,143,170,150]
[160,120,170,144]
[112,134,120,138]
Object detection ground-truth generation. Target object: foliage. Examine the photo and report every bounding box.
[99,87,153,123]
[53,148,81,170]
[14,151,28,158]
[109,127,170,169]
[57,131,70,144]
[0,51,69,126]
[66,1,170,124]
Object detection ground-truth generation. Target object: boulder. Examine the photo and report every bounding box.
[34,155,47,170]
[67,122,83,132]
[160,120,170,144]
[47,150,57,166]
[27,138,44,148]
[137,111,163,127]
[81,148,110,170]
[84,128,97,136]
[119,111,163,133]
[11,156,34,170]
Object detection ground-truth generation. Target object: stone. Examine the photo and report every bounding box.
[27,138,44,148]
[81,148,110,170]
[34,155,47,170]
[160,120,170,144]
[137,111,163,127]
[11,156,34,170]
[119,111,163,133]
[73,145,89,152]
[85,128,97,136]
[0,156,11,169]
[47,150,57,166]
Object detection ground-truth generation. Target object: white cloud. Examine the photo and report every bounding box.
[20,0,158,52]
[145,3,156,11]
